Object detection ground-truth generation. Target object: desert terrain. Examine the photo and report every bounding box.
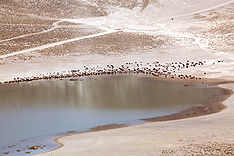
[0,0,233,155]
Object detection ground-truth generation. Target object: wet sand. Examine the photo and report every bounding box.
[2,74,229,156]
[35,82,234,156]
[0,0,234,155]
[143,82,232,122]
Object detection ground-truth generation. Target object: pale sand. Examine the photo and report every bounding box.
[35,83,234,156]
[0,0,233,155]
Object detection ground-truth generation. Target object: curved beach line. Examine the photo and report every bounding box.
[34,80,234,156]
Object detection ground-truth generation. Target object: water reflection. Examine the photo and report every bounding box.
[0,75,222,146]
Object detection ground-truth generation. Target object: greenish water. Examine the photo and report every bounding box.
[0,75,223,148]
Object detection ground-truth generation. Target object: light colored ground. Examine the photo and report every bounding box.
[0,0,233,82]
[37,84,234,156]
[0,0,233,155]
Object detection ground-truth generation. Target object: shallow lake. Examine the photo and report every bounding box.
[0,74,223,148]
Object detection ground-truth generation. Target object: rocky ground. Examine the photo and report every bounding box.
[161,142,234,156]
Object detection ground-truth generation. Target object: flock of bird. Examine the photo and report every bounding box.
[1,60,224,84]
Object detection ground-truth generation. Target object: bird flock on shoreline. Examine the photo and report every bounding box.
[1,60,224,84]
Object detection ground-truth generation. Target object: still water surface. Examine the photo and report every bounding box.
[0,75,223,147]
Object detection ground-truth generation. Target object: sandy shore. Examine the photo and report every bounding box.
[0,0,233,155]
[35,83,234,156]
